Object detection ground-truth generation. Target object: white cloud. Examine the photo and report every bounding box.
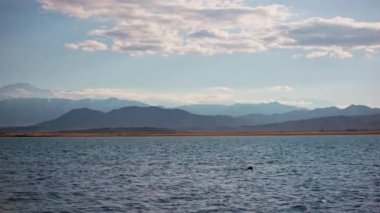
[40,0,289,55]
[54,87,236,105]
[267,85,294,92]
[65,40,108,52]
[305,48,353,59]
[52,85,309,106]
[40,1,380,58]
[278,17,380,58]
[281,17,380,47]
[329,48,353,59]
[306,51,329,59]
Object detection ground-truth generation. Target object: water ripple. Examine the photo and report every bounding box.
[0,136,380,212]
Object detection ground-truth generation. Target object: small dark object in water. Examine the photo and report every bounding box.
[246,166,253,171]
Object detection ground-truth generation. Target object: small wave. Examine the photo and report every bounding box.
[291,205,309,212]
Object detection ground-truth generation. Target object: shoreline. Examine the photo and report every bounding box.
[1,130,380,137]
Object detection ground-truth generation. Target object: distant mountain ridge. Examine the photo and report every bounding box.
[0,98,306,127]
[0,98,148,127]
[177,102,303,116]
[0,83,306,126]
[239,105,380,125]
[33,106,240,131]
[1,83,380,130]
[3,106,379,133]
[1,98,380,129]
[0,83,53,99]
[239,114,380,132]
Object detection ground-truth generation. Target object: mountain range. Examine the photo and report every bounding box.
[0,83,54,100]
[239,114,380,132]
[238,105,380,125]
[0,98,147,127]
[1,96,379,128]
[1,106,378,133]
[1,83,380,133]
[0,97,306,127]
[28,106,240,131]
[177,103,303,116]
[0,83,304,127]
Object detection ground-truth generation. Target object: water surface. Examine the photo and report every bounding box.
[1,136,379,212]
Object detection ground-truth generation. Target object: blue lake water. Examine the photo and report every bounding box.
[0,136,380,212]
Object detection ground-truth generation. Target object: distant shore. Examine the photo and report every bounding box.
[1,130,380,137]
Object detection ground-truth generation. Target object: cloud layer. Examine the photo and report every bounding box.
[281,17,380,58]
[40,0,380,58]
[52,85,317,107]
[65,40,108,52]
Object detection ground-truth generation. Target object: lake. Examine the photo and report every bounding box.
[1,136,379,212]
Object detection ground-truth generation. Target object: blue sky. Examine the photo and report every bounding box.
[0,0,379,107]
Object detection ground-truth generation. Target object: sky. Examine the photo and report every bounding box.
[0,0,379,108]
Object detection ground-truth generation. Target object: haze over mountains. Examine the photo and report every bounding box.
[0,98,148,127]
[177,103,303,116]
[3,106,380,133]
[238,105,380,126]
[239,114,380,132]
[0,83,54,100]
[0,97,304,127]
[0,83,303,127]
[1,83,380,132]
[33,107,239,131]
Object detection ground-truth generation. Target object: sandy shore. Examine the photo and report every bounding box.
[1,130,380,137]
